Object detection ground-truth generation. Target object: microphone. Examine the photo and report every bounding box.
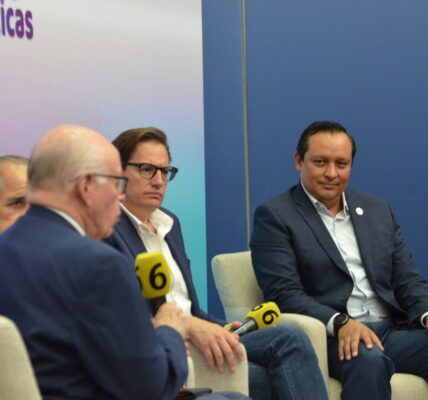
[232,302,281,336]
[135,252,171,314]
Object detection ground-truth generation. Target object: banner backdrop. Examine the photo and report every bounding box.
[1,0,208,308]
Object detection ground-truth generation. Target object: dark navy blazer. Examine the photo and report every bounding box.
[0,205,187,400]
[250,184,428,326]
[104,208,225,326]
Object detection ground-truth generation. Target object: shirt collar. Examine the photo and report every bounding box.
[48,207,86,235]
[120,203,173,236]
[300,181,349,216]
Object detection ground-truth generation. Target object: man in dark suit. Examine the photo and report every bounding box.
[250,120,428,400]
[0,125,189,400]
[105,127,329,400]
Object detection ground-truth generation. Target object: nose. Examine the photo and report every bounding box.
[324,162,338,180]
[151,169,165,186]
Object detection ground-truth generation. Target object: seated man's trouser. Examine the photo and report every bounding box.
[328,319,428,400]
[241,325,328,400]
[200,393,250,399]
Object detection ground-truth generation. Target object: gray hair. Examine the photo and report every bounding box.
[0,155,28,193]
[28,127,107,192]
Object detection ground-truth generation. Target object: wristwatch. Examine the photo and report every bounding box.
[333,313,350,336]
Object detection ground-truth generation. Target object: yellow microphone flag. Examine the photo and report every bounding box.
[135,252,171,299]
[245,302,280,329]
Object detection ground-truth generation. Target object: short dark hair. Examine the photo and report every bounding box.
[296,121,356,160]
[112,127,171,164]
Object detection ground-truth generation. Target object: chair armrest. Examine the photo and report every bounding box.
[187,342,249,395]
[276,313,330,386]
[0,316,42,400]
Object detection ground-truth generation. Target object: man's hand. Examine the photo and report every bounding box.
[227,321,242,331]
[337,319,384,361]
[152,303,189,341]
[187,316,244,373]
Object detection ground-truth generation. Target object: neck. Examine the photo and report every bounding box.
[122,201,156,229]
[325,198,343,217]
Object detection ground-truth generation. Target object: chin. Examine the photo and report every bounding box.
[144,201,163,209]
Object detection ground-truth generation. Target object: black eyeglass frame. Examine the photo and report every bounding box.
[92,173,128,194]
[123,162,179,182]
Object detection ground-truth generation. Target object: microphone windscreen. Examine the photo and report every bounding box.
[135,252,171,299]
[245,302,280,329]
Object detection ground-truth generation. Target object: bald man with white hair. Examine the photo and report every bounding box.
[0,125,190,400]
[0,155,28,232]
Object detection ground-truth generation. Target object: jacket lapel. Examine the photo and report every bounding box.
[345,190,374,277]
[292,185,350,275]
[164,226,195,297]
[116,212,148,257]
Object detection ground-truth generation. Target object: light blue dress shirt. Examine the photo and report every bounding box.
[301,183,391,335]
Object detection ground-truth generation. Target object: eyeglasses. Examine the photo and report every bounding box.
[92,173,128,194]
[123,162,179,182]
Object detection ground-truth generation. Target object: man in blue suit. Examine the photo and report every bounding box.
[105,127,329,400]
[0,125,189,400]
[250,121,428,400]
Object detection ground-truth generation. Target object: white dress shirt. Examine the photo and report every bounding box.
[121,204,192,316]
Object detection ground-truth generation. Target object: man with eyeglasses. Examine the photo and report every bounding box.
[0,125,191,400]
[105,127,328,400]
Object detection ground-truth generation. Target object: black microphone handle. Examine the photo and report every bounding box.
[150,296,166,315]
[232,319,257,337]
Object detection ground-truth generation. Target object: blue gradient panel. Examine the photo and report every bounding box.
[203,0,247,319]
[244,0,428,277]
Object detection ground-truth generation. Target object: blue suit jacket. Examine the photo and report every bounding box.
[250,184,428,326]
[104,208,225,326]
[0,205,187,400]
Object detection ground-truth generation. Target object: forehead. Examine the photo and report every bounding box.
[130,140,169,162]
[306,131,352,157]
[0,163,27,188]
[0,163,27,197]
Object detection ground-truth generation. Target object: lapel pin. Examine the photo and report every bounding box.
[356,207,364,216]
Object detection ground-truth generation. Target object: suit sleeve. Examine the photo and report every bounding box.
[74,248,187,400]
[250,204,340,324]
[387,202,428,323]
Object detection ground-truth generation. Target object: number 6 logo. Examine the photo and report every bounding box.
[246,302,281,329]
[150,262,167,290]
[135,252,171,298]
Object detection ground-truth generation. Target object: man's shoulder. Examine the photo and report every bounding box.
[49,227,129,268]
[257,185,299,211]
[159,207,179,221]
[346,188,391,207]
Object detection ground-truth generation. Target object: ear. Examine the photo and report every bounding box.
[75,174,93,207]
[294,151,303,172]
